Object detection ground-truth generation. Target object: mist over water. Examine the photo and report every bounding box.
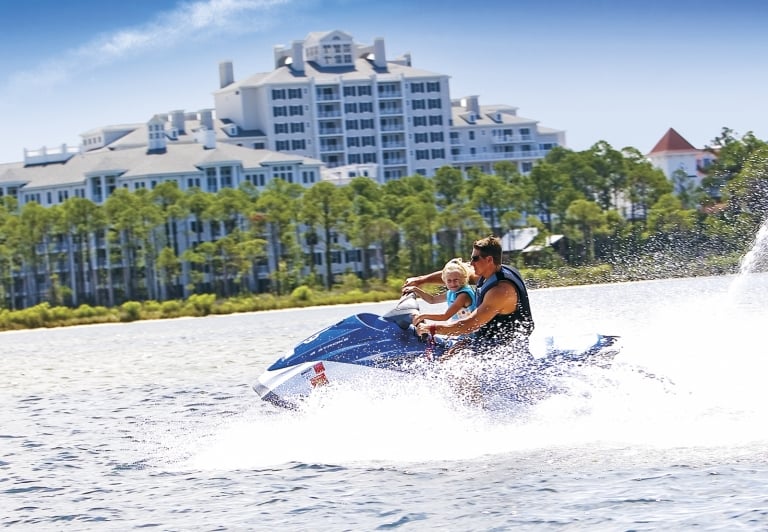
[184,254,768,472]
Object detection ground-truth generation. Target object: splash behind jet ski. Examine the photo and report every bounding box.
[253,295,621,410]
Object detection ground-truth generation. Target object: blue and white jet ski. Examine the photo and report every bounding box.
[253,295,621,410]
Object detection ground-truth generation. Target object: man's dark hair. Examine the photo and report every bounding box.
[473,235,503,265]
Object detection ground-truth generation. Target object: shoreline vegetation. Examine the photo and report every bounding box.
[0,254,742,333]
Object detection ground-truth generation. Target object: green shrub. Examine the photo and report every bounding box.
[143,300,162,314]
[74,304,97,319]
[50,305,71,322]
[185,293,216,316]
[291,285,314,302]
[121,301,142,322]
[161,300,181,317]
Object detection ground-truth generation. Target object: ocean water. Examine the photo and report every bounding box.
[3,272,768,530]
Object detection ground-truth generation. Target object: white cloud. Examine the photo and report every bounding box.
[4,0,292,91]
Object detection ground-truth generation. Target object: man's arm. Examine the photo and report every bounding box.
[404,261,478,289]
[403,270,443,288]
[416,282,518,337]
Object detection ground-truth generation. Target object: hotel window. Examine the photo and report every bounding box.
[302,171,316,184]
[426,81,441,92]
[411,82,425,93]
[289,105,303,116]
[345,102,358,113]
[273,106,287,117]
[348,153,361,164]
[275,140,290,150]
[430,132,444,142]
[274,165,294,183]
[292,139,306,150]
[347,137,360,147]
[412,99,426,110]
[221,167,233,188]
[346,120,359,130]
[344,86,356,97]
[431,148,445,159]
[360,119,374,129]
[362,153,377,163]
[429,115,443,126]
[359,102,373,113]
[362,136,376,147]
[290,122,305,133]
[427,98,442,109]
[414,116,427,126]
[272,88,286,100]
[288,88,302,99]
[415,133,428,143]
[415,149,429,160]
[274,123,289,134]
[358,85,372,96]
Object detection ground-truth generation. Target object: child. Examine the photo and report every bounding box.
[406,258,477,326]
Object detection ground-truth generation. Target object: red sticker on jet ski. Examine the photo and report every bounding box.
[313,362,325,374]
[310,373,329,387]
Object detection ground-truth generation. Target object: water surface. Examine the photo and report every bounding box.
[3,274,768,529]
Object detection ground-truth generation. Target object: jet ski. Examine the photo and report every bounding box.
[253,295,622,410]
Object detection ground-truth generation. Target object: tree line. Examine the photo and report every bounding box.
[1,127,766,311]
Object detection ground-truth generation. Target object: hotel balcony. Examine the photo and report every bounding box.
[451,150,549,163]
[491,134,533,144]
[320,143,344,153]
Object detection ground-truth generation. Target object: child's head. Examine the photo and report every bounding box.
[442,258,470,291]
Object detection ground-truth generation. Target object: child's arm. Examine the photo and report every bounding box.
[412,292,472,326]
[405,286,446,305]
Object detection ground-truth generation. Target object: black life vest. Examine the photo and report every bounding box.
[474,265,534,343]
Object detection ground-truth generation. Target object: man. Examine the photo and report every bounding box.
[403,235,534,357]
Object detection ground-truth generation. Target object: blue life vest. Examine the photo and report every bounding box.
[446,285,477,320]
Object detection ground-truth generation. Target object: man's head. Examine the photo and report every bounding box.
[471,236,503,270]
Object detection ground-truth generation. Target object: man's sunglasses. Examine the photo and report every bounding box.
[470,254,484,262]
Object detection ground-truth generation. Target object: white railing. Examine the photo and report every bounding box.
[490,134,533,144]
[451,150,549,162]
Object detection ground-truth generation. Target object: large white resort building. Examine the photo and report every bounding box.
[213,30,563,180]
[0,30,564,308]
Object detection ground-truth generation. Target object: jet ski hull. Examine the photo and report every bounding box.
[254,298,621,410]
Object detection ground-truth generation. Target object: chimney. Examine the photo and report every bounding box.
[291,40,305,72]
[373,37,386,68]
[219,61,234,88]
[199,108,214,130]
[462,95,481,117]
[203,129,216,150]
[170,109,185,134]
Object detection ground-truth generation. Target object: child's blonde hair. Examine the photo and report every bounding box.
[441,258,470,285]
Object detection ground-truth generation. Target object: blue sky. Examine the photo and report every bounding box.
[1,0,766,164]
